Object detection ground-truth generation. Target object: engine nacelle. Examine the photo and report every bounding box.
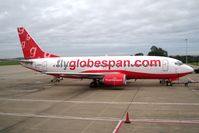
[103,73,126,86]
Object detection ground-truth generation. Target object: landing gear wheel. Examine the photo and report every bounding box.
[185,83,188,87]
[160,79,166,84]
[51,76,63,83]
[90,81,97,88]
[166,81,173,86]
[89,79,103,88]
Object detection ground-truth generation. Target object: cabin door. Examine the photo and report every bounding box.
[162,60,169,71]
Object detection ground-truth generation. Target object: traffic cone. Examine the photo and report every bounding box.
[124,112,131,123]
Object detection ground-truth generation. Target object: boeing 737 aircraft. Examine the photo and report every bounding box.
[17,27,193,87]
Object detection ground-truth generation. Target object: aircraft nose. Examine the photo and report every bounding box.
[186,65,194,73]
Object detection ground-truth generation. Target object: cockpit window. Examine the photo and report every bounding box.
[175,61,183,66]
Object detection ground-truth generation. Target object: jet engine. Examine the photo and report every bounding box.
[103,73,126,86]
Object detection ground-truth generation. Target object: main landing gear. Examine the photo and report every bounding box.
[89,79,103,88]
[51,76,63,83]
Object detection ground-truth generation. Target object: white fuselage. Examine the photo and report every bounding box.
[22,56,193,80]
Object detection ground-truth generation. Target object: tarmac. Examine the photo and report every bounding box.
[0,65,199,133]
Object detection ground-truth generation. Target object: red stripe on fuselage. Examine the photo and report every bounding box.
[81,70,191,79]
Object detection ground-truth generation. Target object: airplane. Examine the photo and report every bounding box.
[17,27,194,87]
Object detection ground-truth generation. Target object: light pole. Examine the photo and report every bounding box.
[185,39,188,64]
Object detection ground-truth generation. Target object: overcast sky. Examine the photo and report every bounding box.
[0,0,199,58]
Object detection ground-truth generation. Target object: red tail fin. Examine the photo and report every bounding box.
[17,27,59,59]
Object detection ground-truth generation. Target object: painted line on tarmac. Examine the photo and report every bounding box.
[131,118,199,124]
[0,112,199,124]
[0,98,199,106]
[112,120,123,133]
[0,112,119,122]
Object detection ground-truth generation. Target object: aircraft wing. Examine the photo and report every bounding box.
[45,72,119,79]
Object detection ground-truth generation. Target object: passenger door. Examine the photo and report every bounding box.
[162,60,169,71]
[42,61,47,72]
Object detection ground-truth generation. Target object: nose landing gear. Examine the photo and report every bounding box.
[159,79,173,86]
